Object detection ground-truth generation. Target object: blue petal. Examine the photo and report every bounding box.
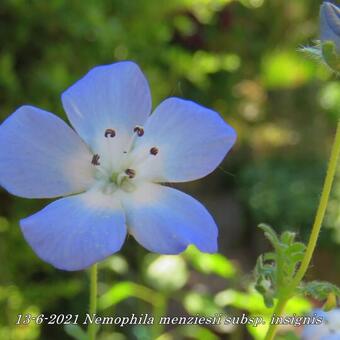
[121,183,218,254]
[0,106,94,198]
[302,309,340,340]
[61,62,152,151]
[321,2,340,51]
[21,191,127,271]
[132,97,236,183]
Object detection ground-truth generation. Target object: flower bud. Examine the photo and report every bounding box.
[320,1,340,52]
[319,1,340,72]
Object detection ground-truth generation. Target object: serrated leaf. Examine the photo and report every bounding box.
[263,252,277,262]
[255,224,308,306]
[299,44,322,60]
[299,281,340,301]
[281,231,296,245]
[289,253,305,263]
[286,242,306,255]
[258,224,280,250]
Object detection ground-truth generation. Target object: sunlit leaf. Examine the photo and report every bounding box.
[184,245,236,278]
[215,289,266,312]
[261,51,316,89]
[99,282,160,309]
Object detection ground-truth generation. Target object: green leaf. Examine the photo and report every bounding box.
[258,224,280,250]
[254,224,307,306]
[263,252,276,262]
[286,242,306,255]
[215,289,267,312]
[322,41,340,73]
[184,245,236,278]
[281,231,296,245]
[303,40,340,74]
[299,281,340,301]
[300,43,323,61]
[98,281,160,309]
[261,51,316,89]
[64,325,87,340]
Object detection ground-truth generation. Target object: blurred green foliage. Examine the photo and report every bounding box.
[1,0,339,339]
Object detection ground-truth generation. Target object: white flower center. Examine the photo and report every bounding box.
[90,126,159,194]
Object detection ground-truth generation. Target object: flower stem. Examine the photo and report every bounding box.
[88,263,98,340]
[264,120,340,340]
[151,295,167,338]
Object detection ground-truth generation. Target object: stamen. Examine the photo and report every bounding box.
[104,128,116,138]
[133,126,144,137]
[128,146,160,167]
[91,154,101,166]
[150,147,159,155]
[125,168,136,179]
[123,126,145,154]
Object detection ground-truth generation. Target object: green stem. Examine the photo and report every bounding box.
[264,298,289,340]
[88,264,98,340]
[264,120,340,340]
[151,295,167,339]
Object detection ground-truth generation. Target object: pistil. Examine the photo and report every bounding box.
[116,169,136,187]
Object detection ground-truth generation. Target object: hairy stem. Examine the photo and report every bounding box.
[88,264,98,340]
[264,120,340,340]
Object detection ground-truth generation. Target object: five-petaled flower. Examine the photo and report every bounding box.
[0,62,236,271]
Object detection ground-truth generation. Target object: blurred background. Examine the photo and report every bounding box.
[0,0,339,339]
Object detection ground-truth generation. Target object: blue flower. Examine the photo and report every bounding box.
[0,62,236,271]
[315,1,340,72]
[320,1,340,52]
[302,309,340,340]
[302,2,340,73]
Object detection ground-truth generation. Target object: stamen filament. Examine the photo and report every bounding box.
[124,126,145,154]
[131,147,159,166]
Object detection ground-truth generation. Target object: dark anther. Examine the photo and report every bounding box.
[134,126,144,137]
[91,154,101,166]
[105,128,116,138]
[125,168,136,179]
[150,147,159,156]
